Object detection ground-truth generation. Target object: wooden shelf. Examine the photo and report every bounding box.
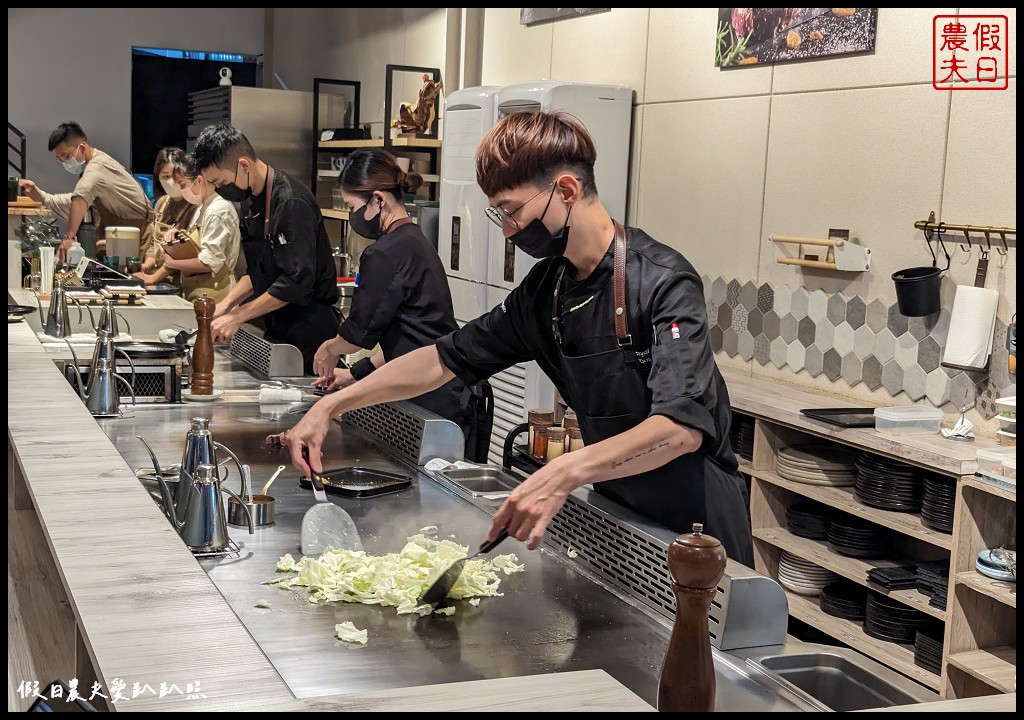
[751,468,954,551]
[961,474,1017,502]
[753,527,946,621]
[320,209,350,221]
[945,647,1017,693]
[737,457,754,474]
[785,591,942,691]
[954,572,1017,609]
[319,137,442,149]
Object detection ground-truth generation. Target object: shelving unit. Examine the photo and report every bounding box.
[310,77,361,205]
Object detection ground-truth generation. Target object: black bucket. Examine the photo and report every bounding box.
[891,266,941,317]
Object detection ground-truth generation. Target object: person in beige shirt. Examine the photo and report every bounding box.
[19,121,153,261]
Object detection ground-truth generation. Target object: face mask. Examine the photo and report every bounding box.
[349,197,384,240]
[507,188,571,259]
[160,177,183,199]
[61,145,85,175]
[181,180,204,206]
[214,161,251,202]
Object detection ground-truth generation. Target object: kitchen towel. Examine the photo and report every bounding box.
[259,387,302,403]
[941,285,999,371]
[39,246,55,294]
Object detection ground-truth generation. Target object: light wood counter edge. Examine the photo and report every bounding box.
[859,693,1016,712]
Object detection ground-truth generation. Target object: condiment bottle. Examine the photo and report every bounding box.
[532,427,549,460]
[546,427,567,461]
[190,293,216,395]
[562,409,579,432]
[528,409,554,456]
[567,426,584,452]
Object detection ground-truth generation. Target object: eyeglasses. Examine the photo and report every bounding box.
[484,182,555,230]
[54,144,82,164]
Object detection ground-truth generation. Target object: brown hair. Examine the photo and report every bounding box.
[475,111,598,198]
[153,147,186,177]
[339,148,423,203]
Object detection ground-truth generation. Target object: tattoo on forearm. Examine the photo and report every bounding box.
[610,441,670,470]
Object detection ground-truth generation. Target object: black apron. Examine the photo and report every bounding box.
[553,222,753,567]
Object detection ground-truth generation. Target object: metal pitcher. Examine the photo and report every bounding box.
[84,299,131,337]
[34,278,83,338]
[64,351,136,417]
[86,328,137,398]
[153,462,253,553]
[176,417,245,524]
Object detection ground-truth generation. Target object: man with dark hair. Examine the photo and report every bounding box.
[192,123,338,374]
[19,121,152,261]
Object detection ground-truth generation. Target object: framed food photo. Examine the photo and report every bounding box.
[716,8,878,67]
[520,8,610,26]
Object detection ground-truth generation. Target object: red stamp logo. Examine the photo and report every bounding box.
[933,15,1009,90]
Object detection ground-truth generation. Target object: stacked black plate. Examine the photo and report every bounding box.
[921,474,958,534]
[854,454,923,512]
[731,414,755,461]
[786,500,832,540]
[867,564,918,590]
[864,591,932,644]
[913,622,945,675]
[916,560,950,611]
[828,515,889,558]
[819,580,867,621]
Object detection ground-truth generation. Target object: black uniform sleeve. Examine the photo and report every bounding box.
[266,198,320,306]
[337,246,402,349]
[435,284,534,386]
[646,270,719,441]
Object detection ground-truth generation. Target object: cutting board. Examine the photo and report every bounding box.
[9,199,42,208]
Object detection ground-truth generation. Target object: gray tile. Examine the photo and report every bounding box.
[762,310,780,340]
[780,314,799,343]
[814,320,835,351]
[827,294,847,326]
[846,296,866,330]
[989,346,1011,390]
[738,331,755,361]
[711,277,728,305]
[753,335,771,365]
[977,386,996,419]
[925,368,950,406]
[833,322,855,357]
[746,308,764,337]
[865,298,888,332]
[798,317,817,347]
[887,303,910,336]
[731,304,749,334]
[823,348,843,382]
[917,336,942,373]
[853,324,875,360]
[895,332,919,369]
[807,290,828,322]
[770,337,788,369]
[908,314,932,341]
[790,288,809,319]
[948,371,977,409]
[881,361,905,397]
[903,365,928,401]
[706,301,719,328]
[723,327,739,357]
[841,353,863,388]
[786,340,806,372]
[756,284,774,314]
[805,345,825,377]
[710,325,723,353]
[929,307,951,344]
[863,356,884,390]
[718,303,732,331]
[773,286,792,317]
[873,328,897,364]
[726,279,741,307]
[740,280,758,311]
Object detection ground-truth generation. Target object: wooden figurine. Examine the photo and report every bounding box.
[190,293,215,395]
[391,74,443,136]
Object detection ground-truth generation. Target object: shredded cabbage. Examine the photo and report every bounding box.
[335,621,368,644]
[266,533,525,616]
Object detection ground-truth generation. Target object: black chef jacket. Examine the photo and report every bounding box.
[435,225,754,566]
[240,169,339,374]
[340,222,474,443]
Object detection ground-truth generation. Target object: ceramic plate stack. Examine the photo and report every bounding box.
[916,560,950,611]
[913,622,945,675]
[854,453,923,512]
[976,548,1016,582]
[819,580,867,621]
[920,474,957,534]
[828,515,889,558]
[777,551,840,596]
[776,444,860,486]
[864,591,931,644]
[786,500,833,540]
[730,413,755,461]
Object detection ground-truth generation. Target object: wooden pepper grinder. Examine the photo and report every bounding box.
[658,522,728,712]
[190,294,216,395]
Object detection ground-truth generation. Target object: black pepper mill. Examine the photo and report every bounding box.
[190,294,215,395]
[658,522,728,712]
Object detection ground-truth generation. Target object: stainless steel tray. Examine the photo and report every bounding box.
[437,466,518,497]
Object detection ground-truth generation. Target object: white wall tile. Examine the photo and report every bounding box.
[550,8,649,102]
[480,8,552,87]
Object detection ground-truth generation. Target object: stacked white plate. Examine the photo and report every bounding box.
[777,551,841,596]
[776,444,860,487]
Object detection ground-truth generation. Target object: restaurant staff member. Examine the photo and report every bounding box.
[191,123,338,374]
[311,148,476,455]
[19,121,153,262]
[284,110,754,566]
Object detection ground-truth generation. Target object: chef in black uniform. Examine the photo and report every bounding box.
[310,148,476,453]
[285,111,753,566]
[191,123,338,374]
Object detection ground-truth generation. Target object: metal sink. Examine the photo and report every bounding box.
[434,466,518,498]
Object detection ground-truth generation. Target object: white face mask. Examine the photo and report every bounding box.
[61,145,85,175]
[160,177,183,199]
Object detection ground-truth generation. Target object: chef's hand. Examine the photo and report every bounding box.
[161,228,178,245]
[212,300,229,319]
[141,257,157,273]
[132,270,162,284]
[284,405,333,477]
[489,453,580,550]
[211,312,242,343]
[18,178,43,201]
[312,338,343,381]
[311,367,355,392]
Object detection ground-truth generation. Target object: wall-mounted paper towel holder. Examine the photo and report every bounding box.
[769,228,871,272]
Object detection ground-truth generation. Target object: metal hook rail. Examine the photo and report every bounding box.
[915,210,1014,256]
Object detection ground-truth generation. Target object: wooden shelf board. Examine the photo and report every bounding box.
[753,527,947,621]
[961,474,1017,503]
[751,469,954,551]
[320,209,350,221]
[945,646,1017,694]
[737,457,754,474]
[953,571,1017,609]
[786,591,941,691]
[319,138,441,149]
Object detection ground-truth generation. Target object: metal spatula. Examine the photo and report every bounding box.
[300,450,363,556]
[419,528,509,605]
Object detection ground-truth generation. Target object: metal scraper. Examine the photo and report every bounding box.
[300,451,363,556]
[419,528,509,605]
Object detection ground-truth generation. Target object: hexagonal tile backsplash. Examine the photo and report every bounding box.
[703,277,1015,419]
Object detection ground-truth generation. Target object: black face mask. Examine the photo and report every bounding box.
[215,161,252,203]
[507,188,571,259]
[349,197,384,240]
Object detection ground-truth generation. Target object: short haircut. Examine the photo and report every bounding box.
[475,111,597,198]
[190,123,257,173]
[339,148,423,203]
[48,122,88,152]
